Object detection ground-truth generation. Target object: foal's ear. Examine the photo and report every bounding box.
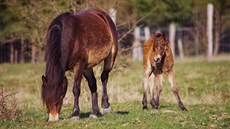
[162,32,166,38]
[42,75,47,83]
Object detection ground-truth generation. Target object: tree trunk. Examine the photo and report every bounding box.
[14,50,18,63]
[20,38,25,63]
[31,42,36,63]
[10,43,14,63]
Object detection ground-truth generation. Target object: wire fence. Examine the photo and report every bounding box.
[0,26,229,63]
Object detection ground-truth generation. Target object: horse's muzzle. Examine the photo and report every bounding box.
[48,113,59,121]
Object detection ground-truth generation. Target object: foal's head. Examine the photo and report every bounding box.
[41,75,68,121]
[151,32,169,64]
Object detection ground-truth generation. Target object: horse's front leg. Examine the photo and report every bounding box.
[168,71,187,111]
[71,63,83,119]
[83,69,100,118]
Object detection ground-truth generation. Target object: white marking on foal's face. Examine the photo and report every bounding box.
[154,54,162,63]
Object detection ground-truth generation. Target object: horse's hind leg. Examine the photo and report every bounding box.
[83,68,100,118]
[100,51,116,114]
[168,71,187,111]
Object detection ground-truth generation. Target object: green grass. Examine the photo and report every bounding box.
[0,56,230,129]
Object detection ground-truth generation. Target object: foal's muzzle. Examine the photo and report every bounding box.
[154,57,161,63]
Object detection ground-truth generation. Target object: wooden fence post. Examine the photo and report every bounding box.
[178,38,184,60]
[207,3,213,59]
[169,22,176,57]
[109,8,116,25]
[144,26,150,41]
[133,27,142,61]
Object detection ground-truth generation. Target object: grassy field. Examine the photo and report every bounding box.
[0,56,230,129]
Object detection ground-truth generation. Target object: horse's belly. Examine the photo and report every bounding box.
[87,44,111,68]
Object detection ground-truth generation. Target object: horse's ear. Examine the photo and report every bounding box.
[42,75,47,83]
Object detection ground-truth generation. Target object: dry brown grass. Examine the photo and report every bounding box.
[0,85,20,120]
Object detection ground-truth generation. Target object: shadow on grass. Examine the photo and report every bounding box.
[80,112,91,119]
[114,111,129,115]
[79,111,130,118]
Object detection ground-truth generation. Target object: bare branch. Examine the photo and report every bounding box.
[118,11,152,43]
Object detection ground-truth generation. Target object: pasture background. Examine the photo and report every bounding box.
[0,55,229,129]
[0,1,230,128]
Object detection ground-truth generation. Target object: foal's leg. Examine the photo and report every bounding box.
[100,53,115,114]
[142,67,154,110]
[155,74,163,109]
[149,74,157,111]
[83,69,100,118]
[71,63,83,119]
[168,71,187,111]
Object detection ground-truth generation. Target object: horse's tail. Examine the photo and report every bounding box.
[42,12,70,108]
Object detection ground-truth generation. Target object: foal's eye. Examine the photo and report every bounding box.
[160,45,164,49]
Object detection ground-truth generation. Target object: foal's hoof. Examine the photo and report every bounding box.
[71,116,80,120]
[89,114,98,119]
[179,105,188,111]
[151,109,159,115]
[181,107,188,111]
[100,107,111,115]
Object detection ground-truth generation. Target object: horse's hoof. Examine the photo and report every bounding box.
[100,107,111,115]
[142,107,148,112]
[89,114,97,119]
[151,109,159,115]
[71,116,80,120]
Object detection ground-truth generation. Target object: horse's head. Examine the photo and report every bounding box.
[41,75,68,121]
[151,32,169,64]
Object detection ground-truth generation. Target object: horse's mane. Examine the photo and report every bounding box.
[42,12,71,108]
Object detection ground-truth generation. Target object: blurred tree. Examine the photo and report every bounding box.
[193,0,230,56]
[133,0,193,26]
[0,0,25,40]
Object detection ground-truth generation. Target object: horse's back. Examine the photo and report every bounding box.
[65,9,117,69]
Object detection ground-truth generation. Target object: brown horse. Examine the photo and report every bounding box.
[41,9,118,121]
[142,32,187,113]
